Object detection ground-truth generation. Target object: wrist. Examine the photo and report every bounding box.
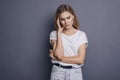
[57,31,61,35]
[57,55,64,61]
[57,32,62,38]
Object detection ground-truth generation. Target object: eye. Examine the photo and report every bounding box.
[66,16,71,19]
[60,18,65,21]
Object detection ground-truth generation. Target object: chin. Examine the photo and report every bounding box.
[65,25,72,28]
[64,26,71,29]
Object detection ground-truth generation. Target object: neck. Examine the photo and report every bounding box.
[63,26,77,34]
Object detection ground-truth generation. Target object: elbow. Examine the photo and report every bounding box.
[77,58,85,64]
[78,61,84,65]
[81,61,84,64]
[77,55,85,64]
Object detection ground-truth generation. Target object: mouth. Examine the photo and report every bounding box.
[65,24,69,26]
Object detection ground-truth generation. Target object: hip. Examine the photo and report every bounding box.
[50,65,83,80]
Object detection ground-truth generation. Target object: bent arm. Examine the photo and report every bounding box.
[54,32,64,59]
[50,32,64,59]
[59,43,87,64]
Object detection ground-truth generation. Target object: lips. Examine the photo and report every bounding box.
[65,25,69,26]
[65,24,69,26]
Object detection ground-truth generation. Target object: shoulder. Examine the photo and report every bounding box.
[50,30,57,35]
[78,30,87,36]
[49,30,57,39]
[49,30,57,43]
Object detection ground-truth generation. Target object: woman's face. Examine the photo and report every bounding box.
[59,11,74,29]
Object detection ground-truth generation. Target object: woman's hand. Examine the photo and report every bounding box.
[57,18,64,33]
[49,49,57,60]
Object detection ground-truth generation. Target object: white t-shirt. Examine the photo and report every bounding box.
[49,30,88,68]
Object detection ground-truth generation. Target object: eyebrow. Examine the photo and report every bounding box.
[60,16,71,19]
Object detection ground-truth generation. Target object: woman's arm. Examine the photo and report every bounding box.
[54,32,64,59]
[49,32,64,60]
[49,18,64,60]
[59,43,87,64]
[53,18,64,59]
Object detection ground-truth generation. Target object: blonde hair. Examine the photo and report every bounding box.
[54,4,79,29]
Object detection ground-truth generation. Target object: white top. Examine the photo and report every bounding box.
[49,30,88,68]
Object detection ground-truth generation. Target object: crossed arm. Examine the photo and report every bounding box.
[49,33,87,65]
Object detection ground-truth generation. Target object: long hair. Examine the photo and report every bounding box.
[54,4,79,29]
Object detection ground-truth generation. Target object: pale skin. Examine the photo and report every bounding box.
[49,11,87,64]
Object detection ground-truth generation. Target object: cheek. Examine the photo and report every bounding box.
[60,21,65,25]
[69,17,74,23]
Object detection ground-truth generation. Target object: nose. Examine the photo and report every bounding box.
[65,19,68,24]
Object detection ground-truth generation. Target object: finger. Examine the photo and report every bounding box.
[57,18,61,28]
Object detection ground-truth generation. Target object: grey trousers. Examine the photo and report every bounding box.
[50,65,83,80]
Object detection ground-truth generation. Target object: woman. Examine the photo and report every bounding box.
[49,4,88,80]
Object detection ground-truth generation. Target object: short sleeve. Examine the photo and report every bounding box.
[80,32,88,48]
[49,30,57,44]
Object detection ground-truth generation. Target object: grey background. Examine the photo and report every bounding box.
[1,0,120,80]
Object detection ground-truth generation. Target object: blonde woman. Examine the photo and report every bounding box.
[49,4,88,80]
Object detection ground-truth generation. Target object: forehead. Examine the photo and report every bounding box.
[59,11,72,18]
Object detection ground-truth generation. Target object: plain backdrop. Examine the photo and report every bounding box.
[1,0,120,80]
